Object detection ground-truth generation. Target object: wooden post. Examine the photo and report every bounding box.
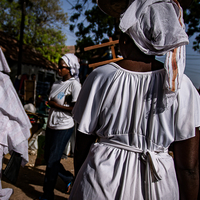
[109,37,116,59]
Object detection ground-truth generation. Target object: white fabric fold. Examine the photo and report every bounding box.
[99,138,168,200]
[0,48,10,73]
[0,72,31,166]
[61,53,80,79]
[49,79,73,100]
[119,0,188,55]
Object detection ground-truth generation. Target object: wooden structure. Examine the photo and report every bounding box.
[24,80,36,103]
[84,37,123,68]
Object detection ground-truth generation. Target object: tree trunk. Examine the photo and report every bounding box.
[18,0,26,75]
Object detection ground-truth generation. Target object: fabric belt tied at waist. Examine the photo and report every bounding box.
[99,138,168,200]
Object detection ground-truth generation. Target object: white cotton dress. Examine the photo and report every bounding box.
[70,63,200,200]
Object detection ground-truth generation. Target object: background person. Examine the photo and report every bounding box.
[38,53,81,200]
[69,0,200,200]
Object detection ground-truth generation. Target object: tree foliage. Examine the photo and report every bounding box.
[69,0,118,59]
[0,0,69,63]
[184,0,200,52]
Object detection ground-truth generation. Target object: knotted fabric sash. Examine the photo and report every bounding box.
[99,138,169,200]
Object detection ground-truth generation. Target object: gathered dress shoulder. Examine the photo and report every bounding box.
[70,62,200,200]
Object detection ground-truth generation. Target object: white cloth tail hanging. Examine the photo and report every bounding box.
[164,1,186,92]
[164,45,186,91]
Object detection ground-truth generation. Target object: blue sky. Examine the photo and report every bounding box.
[62,0,200,89]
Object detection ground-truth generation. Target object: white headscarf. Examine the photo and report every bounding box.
[61,53,80,79]
[0,48,11,73]
[119,0,189,92]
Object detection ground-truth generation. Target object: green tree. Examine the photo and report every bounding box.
[184,0,200,52]
[0,0,68,63]
[0,0,21,37]
[69,0,118,59]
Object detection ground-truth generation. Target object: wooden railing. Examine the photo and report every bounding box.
[84,37,123,68]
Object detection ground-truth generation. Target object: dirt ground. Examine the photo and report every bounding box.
[2,152,74,200]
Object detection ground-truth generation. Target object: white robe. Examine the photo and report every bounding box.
[0,72,31,199]
[70,63,200,200]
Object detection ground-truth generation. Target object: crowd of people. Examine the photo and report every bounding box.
[0,0,200,200]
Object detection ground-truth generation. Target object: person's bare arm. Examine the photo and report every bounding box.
[48,100,75,112]
[173,127,199,200]
[74,128,97,177]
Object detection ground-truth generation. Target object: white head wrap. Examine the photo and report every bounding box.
[119,0,189,92]
[0,48,11,73]
[61,53,80,79]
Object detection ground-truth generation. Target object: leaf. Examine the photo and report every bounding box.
[0,0,69,64]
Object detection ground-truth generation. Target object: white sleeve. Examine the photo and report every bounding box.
[72,71,100,135]
[71,81,81,102]
[174,75,200,141]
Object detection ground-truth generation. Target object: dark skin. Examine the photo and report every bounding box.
[74,32,199,199]
[173,128,199,200]
[74,128,97,176]
[178,0,193,9]
[48,59,75,112]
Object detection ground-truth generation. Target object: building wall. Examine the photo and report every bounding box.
[9,63,57,83]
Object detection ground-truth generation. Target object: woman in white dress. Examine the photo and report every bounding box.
[69,0,199,199]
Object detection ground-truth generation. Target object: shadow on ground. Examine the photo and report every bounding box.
[2,154,72,200]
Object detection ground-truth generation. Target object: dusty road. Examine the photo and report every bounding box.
[2,152,74,200]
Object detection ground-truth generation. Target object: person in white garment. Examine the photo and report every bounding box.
[0,48,31,200]
[69,0,200,200]
[37,53,81,200]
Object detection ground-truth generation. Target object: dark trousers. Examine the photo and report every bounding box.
[43,127,74,200]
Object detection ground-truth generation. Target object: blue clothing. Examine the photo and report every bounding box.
[43,127,74,200]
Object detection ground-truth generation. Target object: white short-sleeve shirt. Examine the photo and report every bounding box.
[47,78,81,130]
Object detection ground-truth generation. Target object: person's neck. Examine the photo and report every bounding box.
[129,51,155,63]
[62,74,72,81]
[116,58,164,72]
